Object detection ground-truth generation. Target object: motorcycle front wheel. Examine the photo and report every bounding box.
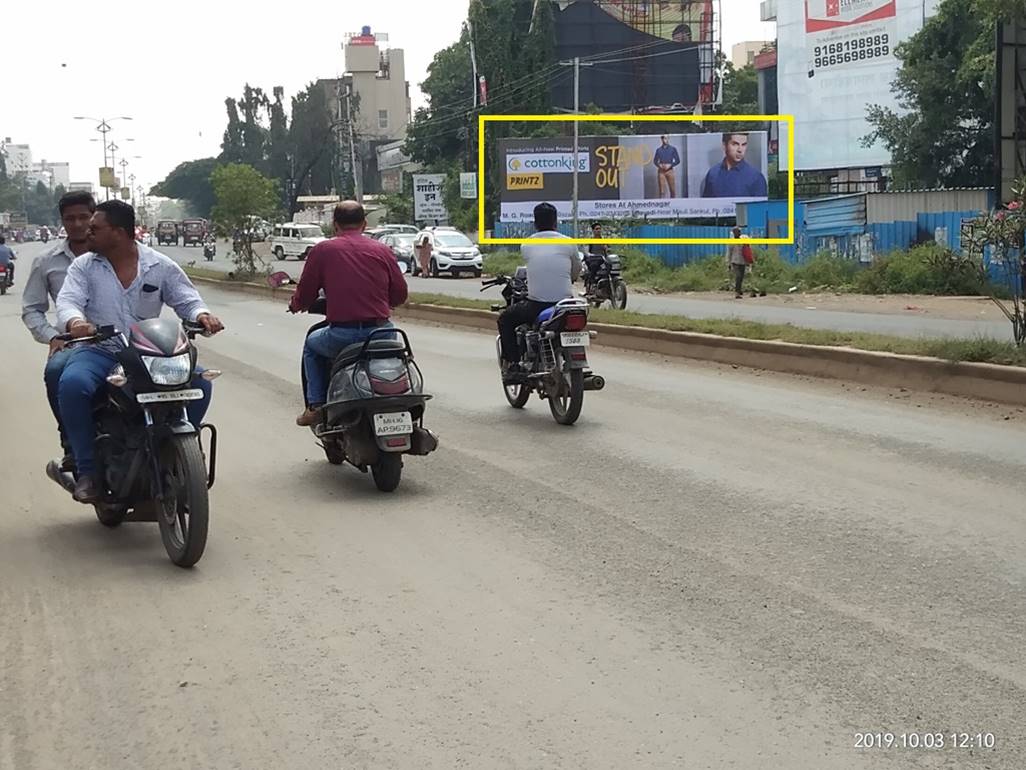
[549,369,584,425]
[503,381,531,408]
[157,435,209,567]
[612,280,628,310]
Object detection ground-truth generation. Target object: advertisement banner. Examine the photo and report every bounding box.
[497,132,769,222]
[413,174,448,222]
[779,0,942,170]
[99,166,116,189]
[460,172,477,199]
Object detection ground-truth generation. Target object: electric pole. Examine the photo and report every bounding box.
[558,56,592,239]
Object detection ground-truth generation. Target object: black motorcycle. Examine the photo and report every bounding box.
[483,268,604,426]
[296,300,438,492]
[583,251,628,310]
[46,319,220,567]
[203,238,216,261]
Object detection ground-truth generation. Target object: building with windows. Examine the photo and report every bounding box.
[732,40,772,68]
[343,26,411,142]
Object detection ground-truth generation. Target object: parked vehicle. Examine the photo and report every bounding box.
[156,220,179,246]
[269,223,326,261]
[44,319,221,567]
[57,226,68,239]
[298,299,438,492]
[182,219,207,247]
[582,251,628,310]
[483,269,604,426]
[380,232,419,275]
[415,227,482,278]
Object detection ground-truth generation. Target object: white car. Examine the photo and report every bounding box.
[417,228,482,278]
[269,223,326,261]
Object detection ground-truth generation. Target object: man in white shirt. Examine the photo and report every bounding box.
[497,202,581,382]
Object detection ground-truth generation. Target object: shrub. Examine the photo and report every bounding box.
[855,244,987,295]
[482,250,522,277]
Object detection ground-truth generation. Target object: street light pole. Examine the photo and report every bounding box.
[558,56,592,239]
[74,116,132,200]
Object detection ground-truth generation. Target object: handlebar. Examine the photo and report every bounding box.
[54,324,118,346]
[480,275,509,291]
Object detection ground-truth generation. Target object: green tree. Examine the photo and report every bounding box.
[287,82,335,213]
[210,163,280,276]
[267,86,291,201]
[151,157,220,217]
[863,0,995,187]
[720,62,758,115]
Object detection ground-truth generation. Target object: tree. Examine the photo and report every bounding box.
[210,163,280,277]
[286,82,335,213]
[150,158,220,217]
[863,0,995,187]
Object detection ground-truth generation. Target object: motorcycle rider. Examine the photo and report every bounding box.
[289,201,408,427]
[55,200,224,503]
[583,221,608,290]
[21,191,97,471]
[0,235,16,286]
[498,202,581,383]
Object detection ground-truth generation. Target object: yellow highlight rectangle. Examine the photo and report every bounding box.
[477,113,796,247]
[507,172,545,191]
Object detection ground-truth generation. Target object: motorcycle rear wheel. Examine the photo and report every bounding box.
[612,280,628,310]
[157,435,209,568]
[372,453,403,492]
[549,369,585,426]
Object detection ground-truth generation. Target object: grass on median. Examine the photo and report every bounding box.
[408,292,1026,368]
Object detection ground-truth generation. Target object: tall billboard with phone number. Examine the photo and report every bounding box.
[779,0,941,171]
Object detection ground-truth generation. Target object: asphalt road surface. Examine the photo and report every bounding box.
[161,240,1011,341]
[1,254,1025,768]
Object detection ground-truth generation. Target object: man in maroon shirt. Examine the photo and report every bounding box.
[289,201,408,426]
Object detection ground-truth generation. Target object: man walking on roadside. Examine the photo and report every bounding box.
[726,226,749,299]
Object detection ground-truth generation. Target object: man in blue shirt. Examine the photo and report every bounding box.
[652,135,681,198]
[701,133,768,198]
[0,235,16,285]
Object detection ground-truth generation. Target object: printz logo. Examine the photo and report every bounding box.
[507,173,544,190]
[505,152,590,174]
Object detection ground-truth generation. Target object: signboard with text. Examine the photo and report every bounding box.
[413,174,448,222]
[497,132,769,222]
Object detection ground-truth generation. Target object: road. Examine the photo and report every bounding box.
[162,240,1011,341]
[1,256,1025,768]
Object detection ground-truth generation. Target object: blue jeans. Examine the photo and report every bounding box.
[58,347,212,477]
[44,347,75,450]
[303,323,393,405]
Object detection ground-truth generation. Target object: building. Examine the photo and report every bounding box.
[67,182,95,194]
[731,40,772,68]
[3,141,32,176]
[33,160,70,188]
[375,139,419,194]
[343,26,411,142]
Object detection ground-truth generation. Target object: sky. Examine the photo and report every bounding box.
[2,0,775,195]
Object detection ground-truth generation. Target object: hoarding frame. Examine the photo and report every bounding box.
[478,114,795,246]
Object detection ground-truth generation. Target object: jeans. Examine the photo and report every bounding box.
[58,347,212,477]
[731,263,747,295]
[498,300,554,363]
[44,347,75,450]
[303,323,394,406]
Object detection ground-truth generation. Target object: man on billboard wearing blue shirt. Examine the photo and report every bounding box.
[701,132,768,198]
[652,135,681,198]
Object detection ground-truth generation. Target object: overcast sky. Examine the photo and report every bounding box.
[3,0,774,193]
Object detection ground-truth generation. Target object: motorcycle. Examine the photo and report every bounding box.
[0,258,11,295]
[296,299,438,492]
[483,268,604,426]
[582,251,628,310]
[203,238,216,261]
[45,319,221,567]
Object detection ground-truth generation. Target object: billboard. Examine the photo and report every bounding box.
[553,1,704,112]
[557,0,716,43]
[413,174,448,223]
[498,132,769,222]
[778,0,942,170]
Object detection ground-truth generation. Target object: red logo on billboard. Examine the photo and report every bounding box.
[826,0,840,15]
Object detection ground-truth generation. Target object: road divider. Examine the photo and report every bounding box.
[185,271,1026,407]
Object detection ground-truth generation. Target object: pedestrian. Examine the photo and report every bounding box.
[725,226,752,299]
[415,233,432,277]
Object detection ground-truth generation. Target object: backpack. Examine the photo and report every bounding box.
[741,243,754,264]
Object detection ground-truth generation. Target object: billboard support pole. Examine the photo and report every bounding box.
[573,56,580,239]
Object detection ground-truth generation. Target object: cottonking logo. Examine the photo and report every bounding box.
[506,153,590,174]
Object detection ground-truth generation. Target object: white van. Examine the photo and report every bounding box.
[269,223,326,261]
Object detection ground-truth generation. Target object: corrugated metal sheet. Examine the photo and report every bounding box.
[804,194,866,234]
[625,226,730,266]
[866,190,990,223]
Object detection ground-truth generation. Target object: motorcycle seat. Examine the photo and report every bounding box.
[332,339,407,372]
[536,306,556,324]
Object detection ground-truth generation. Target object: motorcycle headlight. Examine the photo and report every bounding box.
[142,353,193,386]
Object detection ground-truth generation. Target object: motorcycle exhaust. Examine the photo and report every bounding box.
[583,374,605,391]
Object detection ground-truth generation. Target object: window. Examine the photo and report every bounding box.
[378,109,389,129]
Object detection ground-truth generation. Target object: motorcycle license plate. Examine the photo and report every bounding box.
[374,411,413,436]
[137,388,205,404]
[560,332,590,347]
